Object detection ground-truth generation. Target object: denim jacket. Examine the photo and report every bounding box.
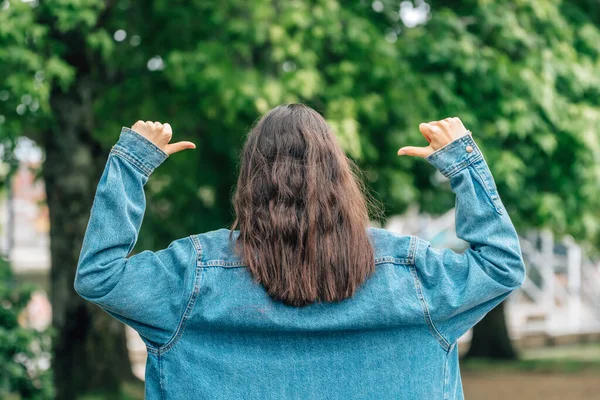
[75,127,525,400]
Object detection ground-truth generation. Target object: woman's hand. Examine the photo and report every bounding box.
[131,120,196,155]
[397,117,469,158]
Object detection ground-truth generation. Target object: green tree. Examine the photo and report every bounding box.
[391,0,600,358]
[1,1,136,398]
[0,257,53,399]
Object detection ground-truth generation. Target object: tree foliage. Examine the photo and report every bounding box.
[402,0,600,243]
[0,258,53,399]
[2,0,600,243]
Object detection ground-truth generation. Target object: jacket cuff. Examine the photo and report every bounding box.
[425,133,483,178]
[110,127,169,176]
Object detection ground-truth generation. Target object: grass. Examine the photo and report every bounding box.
[461,342,600,374]
[77,381,145,400]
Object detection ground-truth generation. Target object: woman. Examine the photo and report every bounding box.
[75,104,525,399]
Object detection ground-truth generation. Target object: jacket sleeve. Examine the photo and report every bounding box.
[412,133,526,348]
[74,127,197,347]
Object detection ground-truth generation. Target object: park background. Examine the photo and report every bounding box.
[2,0,600,398]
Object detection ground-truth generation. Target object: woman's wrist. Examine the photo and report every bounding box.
[111,127,169,177]
[424,134,483,179]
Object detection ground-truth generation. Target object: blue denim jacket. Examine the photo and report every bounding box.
[75,127,525,400]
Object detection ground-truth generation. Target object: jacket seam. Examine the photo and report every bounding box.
[200,259,247,267]
[158,353,164,400]
[410,264,450,351]
[196,255,415,268]
[471,159,504,215]
[113,145,149,171]
[411,239,452,351]
[123,127,170,158]
[441,151,483,178]
[156,235,204,355]
[375,256,413,265]
[425,134,484,178]
[195,229,416,267]
[408,235,417,263]
[443,344,453,400]
[145,339,159,355]
[425,132,473,160]
[110,147,152,177]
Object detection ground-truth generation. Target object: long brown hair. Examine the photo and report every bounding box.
[230,104,376,307]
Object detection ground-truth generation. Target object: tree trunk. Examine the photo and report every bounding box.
[43,80,136,399]
[464,301,518,359]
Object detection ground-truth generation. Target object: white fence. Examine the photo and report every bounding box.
[514,231,600,336]
[385,209,600,338]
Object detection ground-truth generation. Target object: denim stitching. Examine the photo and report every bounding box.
[157,236,204,355]
[111,146,151,175]
[425,135,484,178]
[121,127,170,159]
[442,152,483,178]
[158,266,204,355]
[199,264,247,269]
[112,144,159,176]
[190,234,202,255]
[443,345,451,400]
[111,147,152,176]
[158,353,164,400]
[132,327,159,354]
[200,259,247,267]
[411,240,451,351]
[112,145,153,174]
[410,264,450,351]
[425,135,472,162]
[472,160,504,215]
[146,344,158,355]
[110,147,152,177]
[196,256,414,268]
[408,236,417,263]
[374,256,413,265]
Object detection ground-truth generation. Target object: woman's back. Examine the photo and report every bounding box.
[74,112,525,399]
[152,228,440,399]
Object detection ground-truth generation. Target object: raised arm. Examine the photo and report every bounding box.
[74,122,197,346]
[399,118,525,348]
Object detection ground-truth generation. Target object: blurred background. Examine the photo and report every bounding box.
[1,0,600,399]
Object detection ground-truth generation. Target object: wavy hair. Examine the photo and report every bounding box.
[231,104,376,307]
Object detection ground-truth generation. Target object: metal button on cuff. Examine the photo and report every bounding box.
[465,145,473,153]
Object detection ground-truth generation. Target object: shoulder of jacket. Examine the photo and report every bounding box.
[190,228,246,267]
[367,227,417,266]
[189,227,418,267]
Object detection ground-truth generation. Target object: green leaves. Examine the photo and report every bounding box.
[0,0,75,147]
[0,258,53,399]
[49,0,104,32]
[3,0,600,246]
[396,0,600,244]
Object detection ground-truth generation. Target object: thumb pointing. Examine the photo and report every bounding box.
[397,146,432,158]
[165,141,196,155]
